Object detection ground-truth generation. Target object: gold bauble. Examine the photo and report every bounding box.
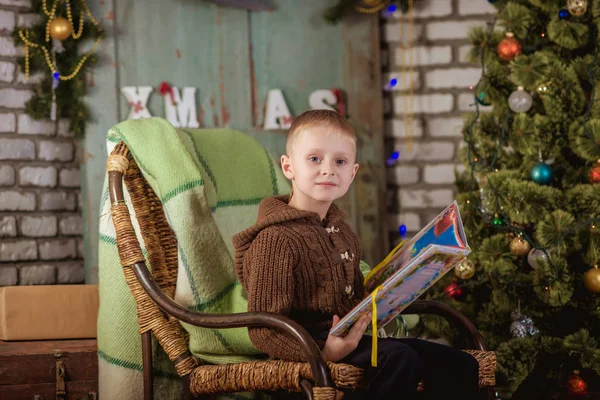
[510,236,531,257]
[363,0,384,5]
[583,266,600,293]
[49,17,72,41]
[455,259,476,280]
[567,0,587,16]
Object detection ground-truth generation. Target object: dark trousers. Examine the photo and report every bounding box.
[339,335,480,400]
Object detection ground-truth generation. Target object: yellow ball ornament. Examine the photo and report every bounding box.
[455,259,476,280]
[49,17,72,41]
[567,0,587,16]
[583,265,600,293]
[510,236,531,257]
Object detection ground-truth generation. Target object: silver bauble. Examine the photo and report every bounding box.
[508,86,533,113]
[527,248,550,270]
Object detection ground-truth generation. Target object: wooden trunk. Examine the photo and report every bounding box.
[0,339,98,400]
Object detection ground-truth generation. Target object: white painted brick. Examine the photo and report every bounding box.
[392,45,452,67]
[77,237,84,258]
[59,215,82,235]
[458,0,496,15]
[458,44,475,64]
[0,9,15,32]
[427,20,488,41]
[0,112,16,132]
[0,239,37,261]
[458,92,493,112]
[0,190,36,210]
[400,188,455,209]
[393,94,453,114]
[0,165,15,185]
[0,36,17,57]
[387,165,420,185]
[0,138,35,160]
[393,0,452,18]
[18,114,57,135]
[394,141,455,162]
[0,0,31,6]
[57,263,85,284]
[39,238,77,260]
[0,88,33,108]
[0,216,17,237]
[20,265,56,285]
[16,69,45,84]
[427,117,464,137]
[19,166,57,187]
[38,140,74,161]
[17,13,41,28]
[387,118,424,139]
[21,215,57,237]
[423,163,462,184]
[39,191,76,211]
[426,67,481,89]
[384,70,421,91]
[0,266,17,286]
[59,168,80,188]
[383,22,424,43]
[389,212,421,232]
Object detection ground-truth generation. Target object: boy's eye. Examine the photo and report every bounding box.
[309,156,321,163]
[336,159,347,165]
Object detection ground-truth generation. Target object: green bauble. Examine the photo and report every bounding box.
[530,162,553,184]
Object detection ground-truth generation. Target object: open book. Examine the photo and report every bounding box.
[329,201,471,337]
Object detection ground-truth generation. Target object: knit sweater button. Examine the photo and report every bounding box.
[345,285,354,296]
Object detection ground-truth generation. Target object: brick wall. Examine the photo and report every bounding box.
[382,0,495,244]
[0,0,84,286]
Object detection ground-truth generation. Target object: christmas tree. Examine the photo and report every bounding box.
[419,0,600,398]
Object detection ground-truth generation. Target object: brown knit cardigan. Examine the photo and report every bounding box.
[232,195,365,361]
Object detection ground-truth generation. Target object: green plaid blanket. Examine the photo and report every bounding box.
[97,117,289,399]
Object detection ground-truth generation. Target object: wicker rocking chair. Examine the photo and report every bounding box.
[105,140,496,400]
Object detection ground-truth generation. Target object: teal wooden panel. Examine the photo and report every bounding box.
[249,0,343,127]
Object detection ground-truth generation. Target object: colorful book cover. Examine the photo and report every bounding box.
[329,201,470,337]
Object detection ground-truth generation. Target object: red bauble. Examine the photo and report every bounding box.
[444,282,463,298]
[497,33,521,61]
[567,371,588,396]
[589,160,600,184]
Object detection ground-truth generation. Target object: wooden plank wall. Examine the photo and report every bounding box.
[83,0,385,282]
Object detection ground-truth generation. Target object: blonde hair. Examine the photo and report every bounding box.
[285,109,356,156]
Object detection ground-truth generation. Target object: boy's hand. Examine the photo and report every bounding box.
[321,314,371,363]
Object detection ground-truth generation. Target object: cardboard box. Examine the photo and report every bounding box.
[0,285,98,341]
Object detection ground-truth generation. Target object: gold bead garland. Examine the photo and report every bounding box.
[354,0,389,13]
[19,0,102,82]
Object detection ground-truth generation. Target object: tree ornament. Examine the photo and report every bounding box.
[558,9,570,19]
[589,160,600,184]
[510,236,531,257]
[583,265,600,293]
[530,162,553,184]
[455,259,476,280]
[497,33,521,61]
[567,0,587,16]
[509,311,539,338]
[567,370,588,396]
[49,16,72,41]
[528,248,550,269]
[444,282,463,299]
[508,86,533,113]
[474,84,491,106]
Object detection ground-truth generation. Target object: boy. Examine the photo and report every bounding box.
[233,110,479,399]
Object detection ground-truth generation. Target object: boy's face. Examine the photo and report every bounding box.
[281,125,359,207]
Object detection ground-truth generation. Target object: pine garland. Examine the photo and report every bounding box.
[12,0,103,137]
[323,0,413,24]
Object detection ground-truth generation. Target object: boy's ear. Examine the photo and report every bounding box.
[351,163,359,181]
[281,155,294,179]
